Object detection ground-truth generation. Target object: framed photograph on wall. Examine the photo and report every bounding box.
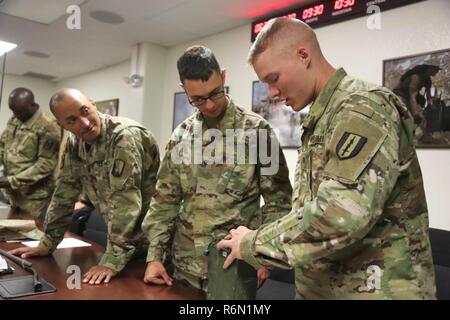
[172,86,229,130]
[95,98,119,116]
[252,81,308,149]
[383,49,450,148]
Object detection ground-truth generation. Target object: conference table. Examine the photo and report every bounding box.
[0,207,205,300]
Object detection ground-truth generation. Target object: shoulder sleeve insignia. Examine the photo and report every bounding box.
[336,132,367,160]
[112,159,125,177]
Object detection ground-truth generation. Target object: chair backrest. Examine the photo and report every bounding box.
[82,209,107,247]
[429,228,450,300]
[269,268,295,283]
[429,228,450,267]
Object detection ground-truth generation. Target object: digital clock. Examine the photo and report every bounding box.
[334,0,356,11]
[251,0,424,42]
[301,4,325,20]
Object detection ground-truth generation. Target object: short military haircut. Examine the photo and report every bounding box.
[247,17,315,66]
[10,87,35,104]
[177,45,221,83]
[49,89,72,115]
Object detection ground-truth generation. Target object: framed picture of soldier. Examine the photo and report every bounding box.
[95,98,119,116]
[172,86,229,131]
[383,48,450,148]
[251,80,308,149]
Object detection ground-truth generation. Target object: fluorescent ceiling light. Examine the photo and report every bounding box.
[0,40,17,56]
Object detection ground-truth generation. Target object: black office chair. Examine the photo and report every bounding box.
[69,205,107,247]
[429,228,450,300]
[256,268,296,300]
[82,209,107,247]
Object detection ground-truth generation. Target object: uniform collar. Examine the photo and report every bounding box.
[14,108,42,128]
[194,98,236,133]
[302,68,347,130]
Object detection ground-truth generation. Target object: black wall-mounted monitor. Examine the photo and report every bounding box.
[251,0,425,42]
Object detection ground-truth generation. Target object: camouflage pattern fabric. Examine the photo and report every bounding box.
[38,113,160,272]
[0,219,43,241]
[0,110,60,217]
[240,68,436,299]
[142,100,292,290]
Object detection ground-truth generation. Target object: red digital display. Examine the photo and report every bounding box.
[334,0,356,10]
[302,4,325,20]
[251,0,424,42]
[253,12,297,34]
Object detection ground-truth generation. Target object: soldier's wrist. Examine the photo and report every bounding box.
[240,229,264,270]
[99,253,126,272]
[146,247,164,263]
[38,235,58,253]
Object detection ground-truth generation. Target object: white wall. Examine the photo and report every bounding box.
[56,60,140,121]
[159,0,450,230]
[0,73,55,130]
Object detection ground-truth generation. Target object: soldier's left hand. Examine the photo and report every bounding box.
[216,226,251,269]
[257,267,270,288]
[83,265,118,285]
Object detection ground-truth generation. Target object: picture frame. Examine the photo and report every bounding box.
[172,86,229,130]
[251,80,308,149]
[383,49,450,148]
[95,98,119,116]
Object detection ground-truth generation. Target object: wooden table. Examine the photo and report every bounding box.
[0,207,205,300]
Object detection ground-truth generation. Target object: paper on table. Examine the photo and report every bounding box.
[21,237,92,249]
[0,256,8,270]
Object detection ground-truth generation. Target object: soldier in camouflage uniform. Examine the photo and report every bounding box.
[10,88,160,285]
[0,88,60,217]
[142,46,292,297]
[217,18,436,299]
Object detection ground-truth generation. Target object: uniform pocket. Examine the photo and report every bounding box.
[15,131,37,159]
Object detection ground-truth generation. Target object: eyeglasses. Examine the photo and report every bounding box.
[188,90,226,107]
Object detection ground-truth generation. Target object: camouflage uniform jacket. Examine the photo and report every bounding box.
[38,113,160,272]
[143,100,292,280]
[0,109,60,216]
[240,68,436,299]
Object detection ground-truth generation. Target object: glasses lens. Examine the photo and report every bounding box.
[189,90,224,106]
[209,91,225,101]
[191,98,205,107]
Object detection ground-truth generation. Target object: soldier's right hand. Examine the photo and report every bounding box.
[143,261,173,286]
[8,246,49,259]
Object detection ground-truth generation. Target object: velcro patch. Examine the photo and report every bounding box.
[324,111,388,184]
[112,159,125,177]
[336,132,367,160]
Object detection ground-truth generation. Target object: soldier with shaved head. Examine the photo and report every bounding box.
[217,18,436,299]
[10,88,160,285]
[0,87,60,217]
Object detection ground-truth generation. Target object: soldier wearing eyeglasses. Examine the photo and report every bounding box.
[141,45,292,299]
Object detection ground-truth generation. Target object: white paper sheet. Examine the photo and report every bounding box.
[0,256,8,270]
[21,237,92,249]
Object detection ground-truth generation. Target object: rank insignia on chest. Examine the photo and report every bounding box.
[112,159,125,177]
[336,132,367,160]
